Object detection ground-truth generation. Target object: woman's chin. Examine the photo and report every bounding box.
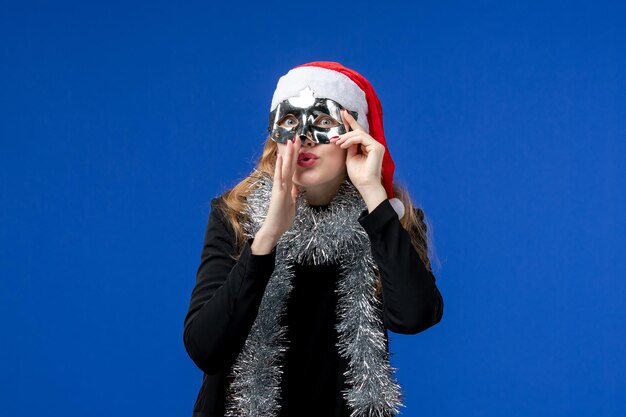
[295,165,347,187]
[293,171,322,188]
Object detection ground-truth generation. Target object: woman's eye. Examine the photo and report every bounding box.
[279,116,298,128]
[315,116,339,128]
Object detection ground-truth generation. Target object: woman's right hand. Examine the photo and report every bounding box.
[251,136,301,255]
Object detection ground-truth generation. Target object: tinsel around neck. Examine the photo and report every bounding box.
[225,171,404,417]
[243,173,371,266]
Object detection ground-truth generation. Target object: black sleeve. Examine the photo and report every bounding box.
[358,199,444,335]
[183,197,277,375]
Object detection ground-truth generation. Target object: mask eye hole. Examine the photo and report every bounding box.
[313,115,340,128]
[278,115,299,129]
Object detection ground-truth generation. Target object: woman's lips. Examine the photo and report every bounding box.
[297,152,319,167]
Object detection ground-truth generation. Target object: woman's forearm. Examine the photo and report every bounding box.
[358,199,444,334]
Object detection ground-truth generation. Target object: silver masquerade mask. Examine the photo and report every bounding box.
[268,86,359,145]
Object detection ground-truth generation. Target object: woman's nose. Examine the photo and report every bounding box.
[301,134,317,147]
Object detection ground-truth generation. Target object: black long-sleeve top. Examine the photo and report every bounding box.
[183,197,444,417]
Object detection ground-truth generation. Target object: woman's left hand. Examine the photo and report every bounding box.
[331,109,385,191]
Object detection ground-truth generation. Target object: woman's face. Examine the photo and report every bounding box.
[276,133,348,197]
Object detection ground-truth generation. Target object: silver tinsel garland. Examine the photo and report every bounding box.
[224,171,404,417]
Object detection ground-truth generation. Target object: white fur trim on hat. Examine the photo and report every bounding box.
[270,66,370,133]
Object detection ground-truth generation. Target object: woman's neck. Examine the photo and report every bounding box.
[302,177,345,206]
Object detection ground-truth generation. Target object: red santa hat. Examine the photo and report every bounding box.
[271,61,405,218]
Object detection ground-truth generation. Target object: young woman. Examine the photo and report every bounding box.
[183,61,444,417]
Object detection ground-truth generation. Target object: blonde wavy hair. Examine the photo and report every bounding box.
[215,137,436,298]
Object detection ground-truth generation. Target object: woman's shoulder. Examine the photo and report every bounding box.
[209,195,238,226]
[209,195,225,211]
[207,194,248,237]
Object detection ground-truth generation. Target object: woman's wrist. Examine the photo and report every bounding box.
[357,184,387,213]
[251,228,279,255]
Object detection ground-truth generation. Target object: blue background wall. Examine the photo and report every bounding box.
[1,1,624,416]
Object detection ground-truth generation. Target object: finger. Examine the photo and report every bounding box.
[337,136,382,151]
[340,109,351,133]
[282,139,294,185]
[288,137,301,178]
[342,109,364,131]
[330,131,360,147]
[334,129,377,143]
[275,153,283,184]
[334,130,362,142]
[291,183,298,202]
[292,135,302,165]
[346,142,359,160]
